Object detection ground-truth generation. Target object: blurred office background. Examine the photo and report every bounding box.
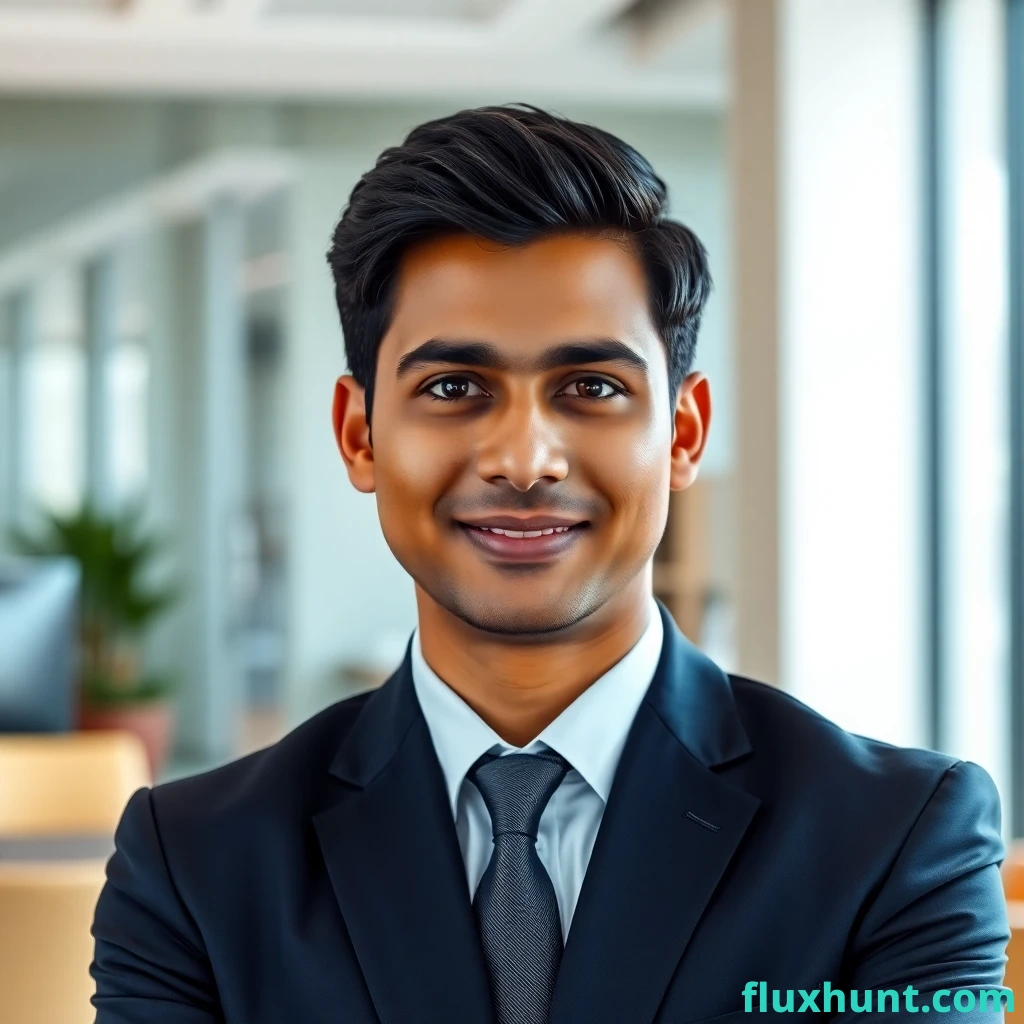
[0,0,1020,846]
[3,1,1024,1017]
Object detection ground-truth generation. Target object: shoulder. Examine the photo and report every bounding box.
[147,688,376,831]
[729,672,954,776]
[726,674,1000,834]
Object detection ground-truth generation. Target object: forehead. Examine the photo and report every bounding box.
[382,232,657,358]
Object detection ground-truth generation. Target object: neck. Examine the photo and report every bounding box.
[415,569,654,747]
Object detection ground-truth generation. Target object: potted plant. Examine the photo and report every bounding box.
[10,503,182,777]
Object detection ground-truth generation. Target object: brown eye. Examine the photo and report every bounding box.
[564,378,623,400]
[425,377,486,402]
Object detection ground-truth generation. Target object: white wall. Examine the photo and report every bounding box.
[779,0,926,746]
[282,150,420,724]
[936,0,1012,821]
[568,108,734,476]
[0,100,169,252]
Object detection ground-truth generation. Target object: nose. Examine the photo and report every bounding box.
[474,392,570,491]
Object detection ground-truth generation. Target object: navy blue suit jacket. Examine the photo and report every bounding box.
[91,599,1011,1023]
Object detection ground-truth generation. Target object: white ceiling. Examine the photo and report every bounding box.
[0,0,727,107]
[265,0,508,19]
[0,0,114,8]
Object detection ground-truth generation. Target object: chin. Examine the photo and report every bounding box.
[438,582,602,638]
[459,609,583,638]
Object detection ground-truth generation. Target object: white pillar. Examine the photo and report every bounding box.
[83,251,117,513]
[728,0,927,747]
[2,288,34,532]
[139,224,191,752]
[144,204,248,765]
[150,220,213,761]
[0,305,8,542]
[197,194,247,759]
[780,0,925,747]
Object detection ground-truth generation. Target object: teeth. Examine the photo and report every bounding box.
[477,525,573,537]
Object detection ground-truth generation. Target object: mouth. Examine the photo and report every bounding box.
[455,517,589,562]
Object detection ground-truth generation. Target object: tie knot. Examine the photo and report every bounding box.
[467,750,571,841]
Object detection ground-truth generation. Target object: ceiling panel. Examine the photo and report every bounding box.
[0,0,118,8]
[0,0,726,106]
[0,0,509,16]
[264,0,509,21]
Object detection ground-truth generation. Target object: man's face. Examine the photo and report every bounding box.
[334,232,709,636]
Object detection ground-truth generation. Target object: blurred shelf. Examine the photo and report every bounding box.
[652,561,703,595]
[654,477,729,648]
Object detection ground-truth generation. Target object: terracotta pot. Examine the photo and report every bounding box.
[78,699,176,781]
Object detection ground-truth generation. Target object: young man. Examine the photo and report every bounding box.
[92,106,1010,1023]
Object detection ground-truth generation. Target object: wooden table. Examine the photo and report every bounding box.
[0,833,113,1024]
[0,834,114,863]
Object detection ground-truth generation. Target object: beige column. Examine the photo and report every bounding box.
[728,0,781,686]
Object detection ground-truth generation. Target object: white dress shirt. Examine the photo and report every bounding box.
[410,595,664,942]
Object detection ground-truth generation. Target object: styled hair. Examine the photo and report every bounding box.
[327,103,712,423]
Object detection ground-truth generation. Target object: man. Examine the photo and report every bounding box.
[91,105,1010,1023]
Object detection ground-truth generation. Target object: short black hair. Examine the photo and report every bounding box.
[327,103,712,423]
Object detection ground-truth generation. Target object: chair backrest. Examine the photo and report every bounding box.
[0,862,107,1024]
[1003,845,1024,997]
[1004,841,1024,902]
[0,731,150,836]
[1006,902,1024,1004]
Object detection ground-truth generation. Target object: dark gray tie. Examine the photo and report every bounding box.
[468,749,572,1024]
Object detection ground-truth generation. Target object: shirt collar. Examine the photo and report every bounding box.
[410,595,664,816]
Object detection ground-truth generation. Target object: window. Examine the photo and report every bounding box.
[25,270,86,516]
[927,0,1017,835]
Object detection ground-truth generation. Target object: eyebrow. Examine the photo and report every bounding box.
[395,337,649,380]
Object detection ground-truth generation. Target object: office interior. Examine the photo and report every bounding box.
[0,0,1021,1020]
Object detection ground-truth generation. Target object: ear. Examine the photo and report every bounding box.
[332,375,376,494]
[669,372,711,491]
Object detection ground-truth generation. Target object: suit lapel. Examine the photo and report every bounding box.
[312,652,496,1024]
[312,601,759,1024]
[548,601,761,1024]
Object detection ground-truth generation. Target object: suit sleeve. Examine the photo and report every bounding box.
[833,760,1012,1021]
[90,787,222,1023]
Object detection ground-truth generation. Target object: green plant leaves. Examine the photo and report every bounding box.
[9,502,183,704]
[81,672,176,706]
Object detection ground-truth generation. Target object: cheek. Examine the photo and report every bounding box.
[593,427,670,509]
[587,429,672,558]
[373,429,462,533]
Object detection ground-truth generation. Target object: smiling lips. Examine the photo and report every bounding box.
[473,524,573,538]
[457,516,588,561]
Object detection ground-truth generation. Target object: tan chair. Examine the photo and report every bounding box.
[1002,842,1024,999]
[0,731,150,836]
[1006,902,1024,1005]
[1004,840,1024,902]
[0,861,107,1024]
